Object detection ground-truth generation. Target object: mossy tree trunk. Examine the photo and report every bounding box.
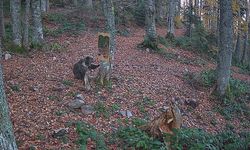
[31,0,44,45]
[23,0,30,49]
[216,0,233,96]
[0,65,18,150]
[144,0,157,49]
[10,0,22,46]
[166,0,176,38]
[0,0,5,39]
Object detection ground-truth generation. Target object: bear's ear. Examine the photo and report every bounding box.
[84,56,93,66]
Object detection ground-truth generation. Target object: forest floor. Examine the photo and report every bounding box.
[2,9,250,150]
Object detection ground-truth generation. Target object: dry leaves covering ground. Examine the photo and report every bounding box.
[2,27,250,149]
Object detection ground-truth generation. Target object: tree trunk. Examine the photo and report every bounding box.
[86,0,93,9]
[188,0,193,37]
[23,0,30,49]
[242,0,249,65]
[167,0,176,37]
[40,0,49,12]
[101,0,116,65]
[40,0,46,12]
[216,1,220,47]
[216,0,233,96]
[211,3,218,33]
[199,0,203,17]
[0,65,18,150]
[0,32,2,57]
[234,9,242,64]
[155,0,165,23]
[0,0,5,39]
[145,0,157,44]
[176,0,181,17]
[31,0,44,45]
[235,31,242,63]
[10,0,22,46]
[98,0,116,85]
[194,0,199,16]
[73,0,77,7]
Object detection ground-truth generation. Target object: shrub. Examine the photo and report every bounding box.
[94,101,110,118]
[166,128,250,150]
[76,122,107,150]
[174,24,217,58]
[117,126,166,150]
[200,69,216,87]
[43,13,85,37]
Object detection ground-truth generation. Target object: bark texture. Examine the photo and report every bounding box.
[0,65,18,150]
[31,0,44,44]
[23,0,30,49]
[101,0,116,63]
[98,0,116,85]
[167,0,176,36]
[10,0,22,45]
[145,0,157,43]
[216,0,233,96]
[41,0,49,12]
[155,0,166,22]
[0,0,5,39]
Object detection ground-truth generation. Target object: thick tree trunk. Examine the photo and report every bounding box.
[40,0,49,12]
[31,0,44,45]
[216,0,233,96]
[0,65,18,150]
[235,10,242,64]
[145,0,157,43]
[0,0,5,39]
[155,0,165,22]
[235,31,242,63]
[10,0,22,46]
[98,0,116,85]
[101,0,116,64]
[23,0,30,49]
[167,0,176,37]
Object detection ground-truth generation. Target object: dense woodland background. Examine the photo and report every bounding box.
[0,0,250,149]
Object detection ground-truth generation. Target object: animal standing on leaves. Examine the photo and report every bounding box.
[73,56,99,90]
